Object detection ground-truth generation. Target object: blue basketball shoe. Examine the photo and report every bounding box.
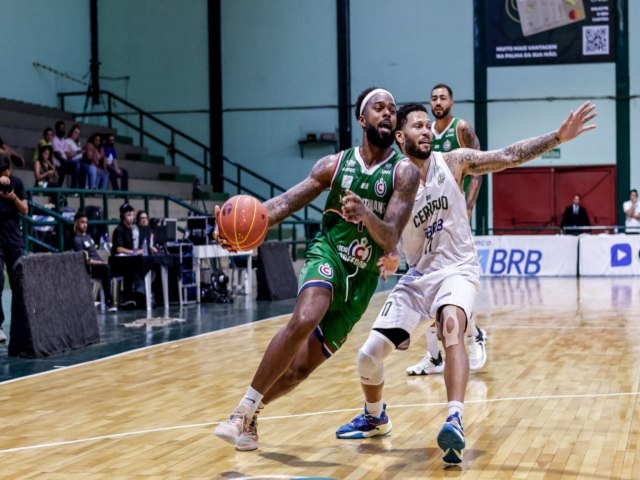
[437,412,465,465]
[335,404,392,439]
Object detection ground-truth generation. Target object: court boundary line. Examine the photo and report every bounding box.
[1,290,635,385]
[0,312,293,386]
[0,290,398,386]
[0,389,638,455]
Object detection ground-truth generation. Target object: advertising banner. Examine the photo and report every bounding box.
[579,234,640,276]
[474,235,578,276]
[484,0,615,66]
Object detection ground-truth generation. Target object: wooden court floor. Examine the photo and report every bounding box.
[0,276,639,479]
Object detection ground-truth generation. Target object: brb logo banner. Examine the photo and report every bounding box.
[474,236,579,277]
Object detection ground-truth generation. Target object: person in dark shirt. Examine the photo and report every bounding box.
[561,194,591,235]
[112,203,139,255]
[112,203,142,307]
[72,212,117,312]
[0,154,28,342]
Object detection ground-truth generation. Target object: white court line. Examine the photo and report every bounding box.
[0,390,638,455]
[0,312,292,386]
[0,290,395,386]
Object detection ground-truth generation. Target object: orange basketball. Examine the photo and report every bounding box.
[217,195,269,251]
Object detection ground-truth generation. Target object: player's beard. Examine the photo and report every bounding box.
[404,137,431,160]
[432,105,450,120]
[366,123,394,149]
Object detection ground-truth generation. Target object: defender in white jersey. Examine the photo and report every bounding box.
[405,83,487,375]
[335,102,597,465]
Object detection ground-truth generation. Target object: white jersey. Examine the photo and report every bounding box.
[401,152,479,276]
[623,200,640,232]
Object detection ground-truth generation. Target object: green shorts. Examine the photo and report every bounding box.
[298,242,379,357]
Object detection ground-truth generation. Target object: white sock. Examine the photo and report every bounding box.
[447,401,464,420]
[365,399,384,418]
[238,386,263,415]
[427,326,440,359]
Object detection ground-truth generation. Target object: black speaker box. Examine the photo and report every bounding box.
[256,242,298,301]
[8,252,99,358]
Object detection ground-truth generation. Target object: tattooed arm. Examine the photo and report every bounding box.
[458,120,483,218]
[446,102,597,177]
[263,154,337,226]
[341,159,420,252]
[214,154,336,250]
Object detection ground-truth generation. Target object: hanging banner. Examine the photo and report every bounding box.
[485,0,615,66]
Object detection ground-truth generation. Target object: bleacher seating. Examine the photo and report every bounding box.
[0,98,220,208]
[0,97,226,234]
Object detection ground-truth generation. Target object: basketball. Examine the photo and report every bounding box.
[217,195,269,251]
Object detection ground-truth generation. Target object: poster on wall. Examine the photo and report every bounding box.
[485,0,615,66]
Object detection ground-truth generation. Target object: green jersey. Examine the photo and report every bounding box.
[431,117,462,153]
[319,147,405,275]
[432,117,471,192]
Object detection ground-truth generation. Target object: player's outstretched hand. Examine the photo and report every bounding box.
[341,189,368,223]
[213,205,238,253]
[558,101,597,143]
[377,250,400,281]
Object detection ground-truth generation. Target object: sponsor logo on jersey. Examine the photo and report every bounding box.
[337,238,372,269]
[361,198,387,215]
[347,159,356,167]
[341,175,353,189]
[374,178,387,197]
[443,139,451,151]
[318,263,334,278]
[360,183,369,190]
[413,195,449,227]
[436,165,446,185]
[348,238,372,261]
[343,167,356,173]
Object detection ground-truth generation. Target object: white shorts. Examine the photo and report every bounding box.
[371,267,479,349]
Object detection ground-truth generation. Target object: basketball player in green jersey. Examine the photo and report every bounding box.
[214,87,420,451]
[406,83,488,376]
[430,83,482,218]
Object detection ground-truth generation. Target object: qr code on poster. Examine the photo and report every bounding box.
[583,26,609,55]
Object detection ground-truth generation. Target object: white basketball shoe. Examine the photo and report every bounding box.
[406,351,444,375]
[468,327,487,371]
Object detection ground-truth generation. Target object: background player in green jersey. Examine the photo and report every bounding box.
[407,83,488,376]
[214,87,419,451]
[430,83,482,218]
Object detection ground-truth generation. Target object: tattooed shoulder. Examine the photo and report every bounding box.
[443,150,467,170]
[310,153,340,182]
[458,121,480,149]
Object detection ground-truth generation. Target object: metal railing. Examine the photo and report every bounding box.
[57,90,323,226]
[23,187,322,258]
[23,187,208,253]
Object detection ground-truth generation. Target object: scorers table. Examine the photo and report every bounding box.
[192,244,254,302]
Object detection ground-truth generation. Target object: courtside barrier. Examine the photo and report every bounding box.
[474,235,578,276]
[579,234,640,276]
